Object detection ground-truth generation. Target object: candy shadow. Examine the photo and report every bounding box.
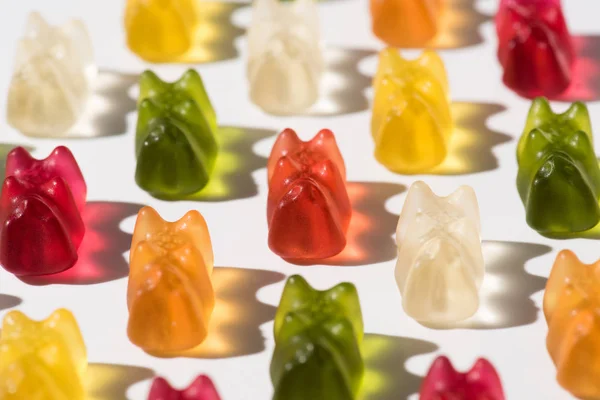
[0,295,21,312]
[148,267,285,359]
[423,241,551,330]
[316,182,405,266]
[175,126,276,202]
[19,201,143,285]
[362,334,438,400]
[86,363,154,400]
[177,2,246,64]
[307,47,374,117]
[550,35,600,102]
[69,70,138,138]
[432,102,512,175]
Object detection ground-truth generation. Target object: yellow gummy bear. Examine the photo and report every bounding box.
[371,48,453,174]
[124,0,198,62]
[0,309,87,400]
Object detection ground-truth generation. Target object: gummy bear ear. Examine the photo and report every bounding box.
[174,69,217,132]
[523,97,554,136]
[543,250,584,320]
[518,128,552,164]
[0,310,31,340]
[139,70,169,103]
[467,359,505,397]
[325,282,363,343]
[445,185,480,233]
[416,50,449,95]
[396,181,437,244]
[24,11,50,37]
[420,356,460,395]
[564,101,593,139]
[44,309,87,378]
[273,275,314,337]
[148,377,175,398]
[5,146,36,175]
[131,206,166,253]
[267,129,303,180]
[309,129,346,179]
[185,375,220,398]
[173,210,214,274]
[59,19,95,79]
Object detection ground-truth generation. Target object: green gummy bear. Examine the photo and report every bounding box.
[517,97,600,234]
[135,69,218,198]
[271,275,364,399]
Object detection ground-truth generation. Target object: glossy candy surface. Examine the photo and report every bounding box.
[371,49,452,173]
[247,0,323,114]
[0,309,87,400]
[420,356,505,400]
[0,146,86,276]
[370,0,443,47]
[135,69,218,198]
[517,98,600,235]
[271,275,364,399]
[128,206,215,353]
[395,181,483,324]
[267,129,350,260]
[544,250,600,399]
[496,0,574,97]
[148,375,221,400]
[125,0,198,62]
[7,12,95,137]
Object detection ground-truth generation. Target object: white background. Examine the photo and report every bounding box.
[0,0,599,398]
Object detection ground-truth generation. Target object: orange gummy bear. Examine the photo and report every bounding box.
[370,0,444,47]
[544,250,600,399]
[127,206,215,353]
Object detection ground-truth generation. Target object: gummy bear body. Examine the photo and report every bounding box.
[370,0,443,47]
[496,0,574,97]
[135,70,218,198]
[517,98,600,235]
[0,309,87,400]
[247,0,323,114]
[271,276,364,399]
[125,0,198,62]
[371,49,453,173]
[395,181,484,324]
[267,129,350,260]
[7,12,95,137]
[544,250,600,399]
[128,207,215,353]
[420,356,506,400]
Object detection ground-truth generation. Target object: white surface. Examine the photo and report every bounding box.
[0,0,598,399]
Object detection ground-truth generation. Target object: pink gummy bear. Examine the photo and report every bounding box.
[496,0,574,98]
[5,146,87,211]
[148,376,221,400]
[420,356,506,400]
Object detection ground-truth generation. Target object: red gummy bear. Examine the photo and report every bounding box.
[0,146,86,276]
[6,146,87,211]
[420,356,506,400]
[148,376,221,400]
[496,0,574,98]
[267,129,351,260]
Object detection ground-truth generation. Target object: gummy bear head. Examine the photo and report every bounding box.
[5,146,87,211]
[147,375,221,400]
[0,309,87,400]
[420,356,505,400]
[267,128,346,181]
[274,275,363,343]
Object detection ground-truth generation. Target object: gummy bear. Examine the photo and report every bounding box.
[7,12,96,137]
[135,69,218,199]
[371,49,453,174]
[271,275,364,399]
[148,376,221,400]
[125,0,198,62]
[0,146,86,276]
[128,206,215,353]
[370,0,443,47]
[420,356,506,400]
[544,250,600,399]
[267,129,351,260]
[496,0,574,98]
[247,0,323,115]
[0,309,87,400]
[395,181,484,324]
[517,98,600,235]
